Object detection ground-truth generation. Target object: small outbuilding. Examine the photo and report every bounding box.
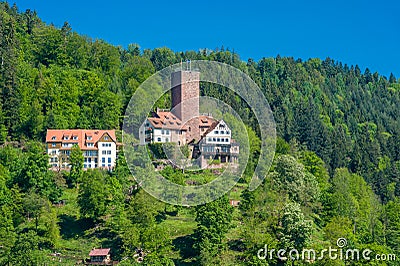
[88,248,111,265]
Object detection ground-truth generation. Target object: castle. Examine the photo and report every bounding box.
[139,70,239,168]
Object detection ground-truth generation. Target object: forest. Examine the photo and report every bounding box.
[0,1,400,265]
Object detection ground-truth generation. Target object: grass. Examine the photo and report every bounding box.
[49,184,246,265]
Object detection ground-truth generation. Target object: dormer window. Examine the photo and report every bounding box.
[63,135,69,140]
[51,136,56,140]
[73,136,78,140]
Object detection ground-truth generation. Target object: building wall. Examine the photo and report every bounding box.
[171,71,201,141]
[204,121,231,145]
[98,141,116,169]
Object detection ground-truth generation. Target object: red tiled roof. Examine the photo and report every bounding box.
[198,115,217,128]
[45,129,117,150]
[89,248,110,256]
[202,120,219,136]
[147,112,217,132]
[148,111,187,130]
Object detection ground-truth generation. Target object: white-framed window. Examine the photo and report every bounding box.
[73,136,78,140]
[208,138,212,142]
[102,151,106,155]
[51,136,56,140]
[166,130,170,135]
[107,150,111,155]
[87,136,92,140]
[87,143,94,147]
[215,131,219,134]
[157,137,161,142]
[62,143,68,147]
[161,129,164,135]
[63,136,69,140]
[104,136,109,140]
[52,143,56,147]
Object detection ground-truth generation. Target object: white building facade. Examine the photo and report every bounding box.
[46,129,118,170]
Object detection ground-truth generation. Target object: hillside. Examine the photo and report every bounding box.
[0,2,400,265]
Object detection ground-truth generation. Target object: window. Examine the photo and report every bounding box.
[215,131,219,134]
[157,137,161,142]
[165,138,169,142]
[63,136,69,140]
[161,130,164,135]
[107,150,111,155]
[73,136,78,140]
[52,143,56,147]
[213,138,216,142]
[87,143,94,147]
[88,158,91,163]
[102,150,106,155]
[226,131,230,134]
[226,138,229,142]
[84,164,87,168]
[221,138,224,142]
[102,164,105,167]
[51,136,56,140]
[217,138,220,142]
[84,158,87,163]
[104,136,109,140]
[208,138,212,142]
[62,143,68,147]
[87,136,92,140]
[102,158,105,163]
[108,164,111,167]
[108,158,111,163]
[166,130,170,135]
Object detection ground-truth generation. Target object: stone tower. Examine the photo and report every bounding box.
[171,70,200,142]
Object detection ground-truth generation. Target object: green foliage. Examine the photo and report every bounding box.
[279,202,313,249]
[0,3,400,264]
[77,169,109,220]
[194,195,234,263]
[270,154,320,206]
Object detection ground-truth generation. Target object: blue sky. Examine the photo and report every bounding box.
[10,0,400,77]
